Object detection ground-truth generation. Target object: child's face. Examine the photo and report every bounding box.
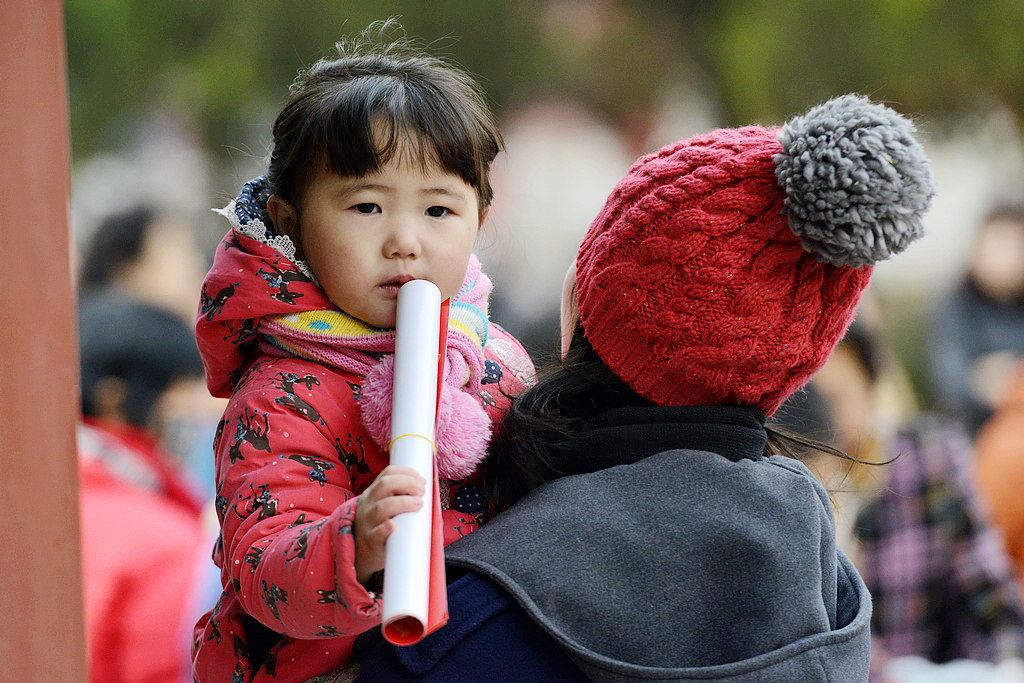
[273,155,484,328]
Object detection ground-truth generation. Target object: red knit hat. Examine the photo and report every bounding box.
[575,94,935,415]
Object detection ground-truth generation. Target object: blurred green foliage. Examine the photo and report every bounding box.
[65,0,1024,160]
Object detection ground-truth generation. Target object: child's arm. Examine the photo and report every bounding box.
[214,360,399,639]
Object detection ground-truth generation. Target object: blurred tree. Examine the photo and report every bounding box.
[703,0,1024,126]
[65,0,1024,161]
[64,0,690,159]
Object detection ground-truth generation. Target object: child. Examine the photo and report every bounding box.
[191,22,534,683]
[352,94,935,681]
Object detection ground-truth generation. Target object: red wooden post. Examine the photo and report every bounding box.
[0,1,87,680]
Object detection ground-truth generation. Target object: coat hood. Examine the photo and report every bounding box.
[447,406,872,681]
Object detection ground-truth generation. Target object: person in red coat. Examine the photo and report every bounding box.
[190,21,534,683]
[78,292,209,682]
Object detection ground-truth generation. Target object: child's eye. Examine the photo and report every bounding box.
[425,206,451,218]
[353,203,380,214]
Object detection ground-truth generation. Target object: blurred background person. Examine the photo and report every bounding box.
[77,204,222,496]
[975,360,1024,600]
[926,204,1024,435]
[78,293,211,682]
[77,205,208,327]
[800,314,1024,681]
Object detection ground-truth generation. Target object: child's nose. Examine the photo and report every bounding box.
[383,218,422,259]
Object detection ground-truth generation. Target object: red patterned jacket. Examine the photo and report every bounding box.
[191,217,534,683]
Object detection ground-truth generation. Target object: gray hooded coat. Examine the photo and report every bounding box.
[355,405,871,682]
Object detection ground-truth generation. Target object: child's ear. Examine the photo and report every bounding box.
[267,195,306,260]
[477,206,490,230]
[267,195,298,240]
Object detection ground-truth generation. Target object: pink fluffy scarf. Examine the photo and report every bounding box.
[259,256,494,480]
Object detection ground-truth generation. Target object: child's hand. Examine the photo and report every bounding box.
[353,465,425,587]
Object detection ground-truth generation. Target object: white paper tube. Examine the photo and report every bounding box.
[381,279,442,639]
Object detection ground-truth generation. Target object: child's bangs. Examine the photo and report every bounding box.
[319,76,489,193]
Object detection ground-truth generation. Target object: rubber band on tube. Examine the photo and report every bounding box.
[388,433,437,454]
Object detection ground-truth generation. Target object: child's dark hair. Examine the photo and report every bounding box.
[483,325,853,517]
[266,19,502,214]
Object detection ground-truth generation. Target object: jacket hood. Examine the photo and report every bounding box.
[196,178,337,397]
[447,407,871,681]
[196,227,332,398]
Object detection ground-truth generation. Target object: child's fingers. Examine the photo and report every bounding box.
[354,465,426,549]
[360,519,396,547]
[366,491,424,525]
[366,467,426,500]
[357,495,423,554]
[353,469,427,585]
[377,465,426,486]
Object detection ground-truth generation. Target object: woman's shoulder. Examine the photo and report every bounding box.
[649,450,834,522]
[763,452,828,482]
[761,453,833,509]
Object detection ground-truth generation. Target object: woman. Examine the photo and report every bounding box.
[351,93,935,682]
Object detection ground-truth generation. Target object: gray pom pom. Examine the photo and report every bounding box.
[774,93,936,267]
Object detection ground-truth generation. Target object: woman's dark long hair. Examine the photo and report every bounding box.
[483,327,650,517]
[483,326,854,517]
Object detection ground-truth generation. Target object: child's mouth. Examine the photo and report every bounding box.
[380,275,416,296]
